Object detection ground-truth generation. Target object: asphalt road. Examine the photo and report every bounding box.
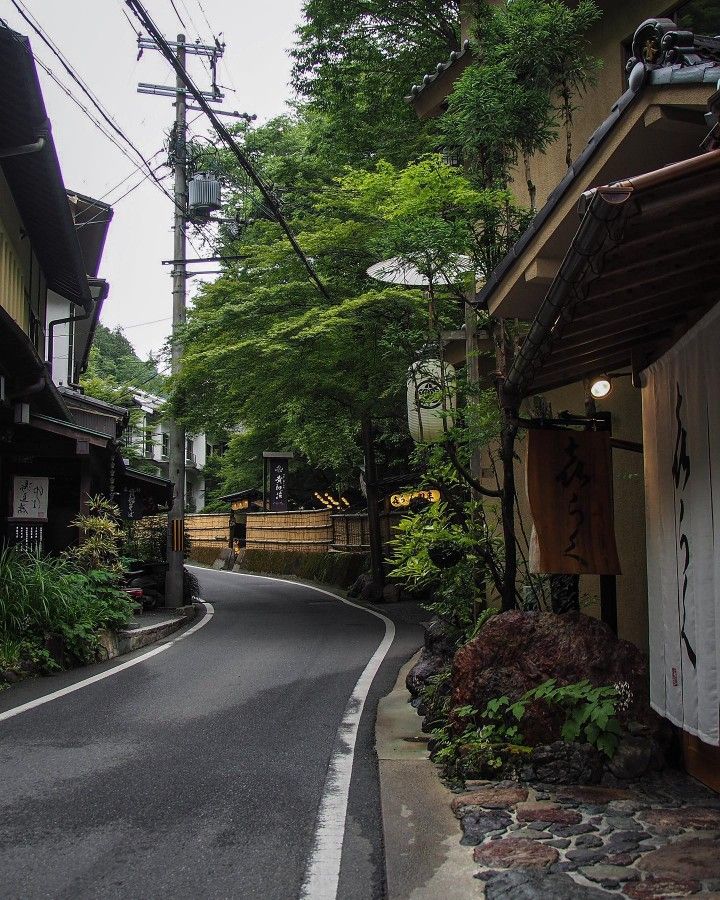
[0,568,424,900]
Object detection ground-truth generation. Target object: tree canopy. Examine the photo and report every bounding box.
[291,0,460,165]
[81,323,166,402]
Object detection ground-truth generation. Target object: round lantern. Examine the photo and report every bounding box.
[407,358,456,442]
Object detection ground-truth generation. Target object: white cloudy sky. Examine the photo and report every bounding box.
[2,0,304,363]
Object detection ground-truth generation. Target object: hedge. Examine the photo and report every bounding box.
[236,549,369,589]
[188,545,223,566]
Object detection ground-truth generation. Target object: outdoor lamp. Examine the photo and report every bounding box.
[590,375,612,399]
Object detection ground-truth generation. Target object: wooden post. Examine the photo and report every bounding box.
[583,384,618,632]
[496,321,518,611]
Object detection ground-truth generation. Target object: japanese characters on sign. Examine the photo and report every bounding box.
[390,489,441,509]
[526,428,620,575]
[11,476,49,521]
[269,460,289,511]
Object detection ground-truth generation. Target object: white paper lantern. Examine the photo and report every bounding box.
[407,358,456,442]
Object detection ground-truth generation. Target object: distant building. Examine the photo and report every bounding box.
[129,389,209,512]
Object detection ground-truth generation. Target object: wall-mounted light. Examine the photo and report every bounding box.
[589,375,612,399]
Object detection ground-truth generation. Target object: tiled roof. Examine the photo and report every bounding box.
[476,19,720,313]
[406,40,470,102]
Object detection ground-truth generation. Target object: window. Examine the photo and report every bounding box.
[186,436,194,465]
[161,432,169,460]
[144,430,154,458]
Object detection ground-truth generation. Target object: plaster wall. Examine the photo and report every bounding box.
[508,0,678,210]
[46,291,72,385]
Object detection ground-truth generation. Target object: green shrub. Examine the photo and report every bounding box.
[389,500,492,643]
[238,549,368,589]
[188,545,223,566]
[0,547,133,672]
[429,677,622,782]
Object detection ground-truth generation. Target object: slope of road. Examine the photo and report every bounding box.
[0,568,424,900]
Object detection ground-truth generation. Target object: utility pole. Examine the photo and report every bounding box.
[136,31,224,607]
[166,33,187,608]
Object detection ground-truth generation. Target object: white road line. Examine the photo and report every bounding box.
[0,601,214,723]
[189,567,396,900]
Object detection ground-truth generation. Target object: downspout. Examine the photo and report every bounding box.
[0,137,45,158]
[47,307,90,381]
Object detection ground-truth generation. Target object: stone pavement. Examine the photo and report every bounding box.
[451,774,720,897]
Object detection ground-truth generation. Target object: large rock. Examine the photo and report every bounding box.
[636,837,720,880]
[406,618,456,700]
[524,741,604,785]
[483,869,614,898]
[451,786,528,816]
[451,611,649,746]
[473,837,559,869]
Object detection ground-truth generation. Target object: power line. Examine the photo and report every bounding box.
[125,0,332,302]
[9,0,190,225]
[167,0,187,30]
[27,49,201,246]
[122,316,173,329]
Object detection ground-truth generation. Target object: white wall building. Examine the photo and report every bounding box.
[130,389,208,512]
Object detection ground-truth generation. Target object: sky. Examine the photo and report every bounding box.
[1,0,305,364]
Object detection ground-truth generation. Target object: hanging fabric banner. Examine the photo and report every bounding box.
[642,302,720,746]
[526,427,620,575]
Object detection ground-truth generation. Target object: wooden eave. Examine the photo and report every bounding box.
[481,81,714,320]
[507,149,720,396]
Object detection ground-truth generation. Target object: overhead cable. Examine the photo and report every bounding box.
[125,0,332,302]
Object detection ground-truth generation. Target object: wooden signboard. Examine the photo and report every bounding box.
[389,489,441,509]
[10,476,49,522]
[268,459,289,511]
[526,428,620,575]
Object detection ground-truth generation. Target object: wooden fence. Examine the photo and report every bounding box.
[184,513,230,552]
[331,512,404,553]
[245,509,332,553]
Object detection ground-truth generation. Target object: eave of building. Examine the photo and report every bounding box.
[0,25,93,312]
[0,305,69,420]
[219,488,263,503]
[478,57,719,321]
[507,148,720,397]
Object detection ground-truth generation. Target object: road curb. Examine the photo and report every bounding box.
[376,653,484,899]
[98,604,197,660]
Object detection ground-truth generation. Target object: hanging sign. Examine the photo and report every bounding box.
[390,489,441,509]
[269,460,289,511]
[526,428,620,576]
[10,476,49,521]
[642,302,720,745]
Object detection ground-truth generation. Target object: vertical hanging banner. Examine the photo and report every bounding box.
[526,428,620,575]
[642,303,720,746]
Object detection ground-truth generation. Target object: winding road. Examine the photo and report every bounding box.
[0,568,423,899]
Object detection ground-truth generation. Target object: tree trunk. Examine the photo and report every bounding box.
[361,413,385,599]
[522,151,536,211]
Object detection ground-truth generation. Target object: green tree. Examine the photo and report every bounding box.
[174,156,509,489]
[443,0,601,205]
[84,323,166,394]
[291,0,461,165]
